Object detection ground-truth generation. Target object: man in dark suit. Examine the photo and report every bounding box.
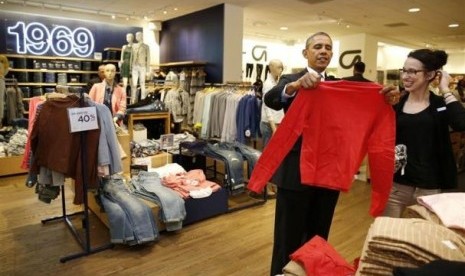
[342,61,372,82]
[264,31,341,276]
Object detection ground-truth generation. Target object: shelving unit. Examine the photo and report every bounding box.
[1,54,102,176]
[4,53,101,95]
[127,112,171,141]
[102,47,121,74]
[156,61,207,68]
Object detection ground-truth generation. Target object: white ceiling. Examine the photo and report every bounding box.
[2,0,465,52]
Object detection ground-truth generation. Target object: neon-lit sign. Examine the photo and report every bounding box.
[7,21,95,57]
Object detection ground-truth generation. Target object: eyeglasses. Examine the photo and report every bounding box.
[399,68,427,76]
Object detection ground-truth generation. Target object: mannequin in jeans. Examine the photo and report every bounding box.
[130,31,151,103]
[119,33,134,94]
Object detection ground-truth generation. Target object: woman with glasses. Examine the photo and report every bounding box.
[382,49,465,217]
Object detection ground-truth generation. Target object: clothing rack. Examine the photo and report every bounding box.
[4,77,18,86]
[41,90,113,262]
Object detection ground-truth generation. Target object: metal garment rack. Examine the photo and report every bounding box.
[41,92,113,263]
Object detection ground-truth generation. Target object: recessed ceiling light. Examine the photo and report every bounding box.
[408,8,420,13]
[280,26,288,31]
[449,23,459,28]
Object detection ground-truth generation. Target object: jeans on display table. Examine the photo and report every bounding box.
[176,141,267,212]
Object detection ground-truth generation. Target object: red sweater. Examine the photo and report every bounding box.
[291,235,355,275]
[247,81,395,216]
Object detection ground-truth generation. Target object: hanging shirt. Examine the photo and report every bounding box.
[103,84,113,112]
[247,80,395,216]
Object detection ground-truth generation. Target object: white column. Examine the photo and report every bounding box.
[223,4,243,83]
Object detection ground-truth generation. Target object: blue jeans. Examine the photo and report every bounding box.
[218,142,261,178]
[203,143,245,192]
[131,171,186,231]
[102,176,158,244]
[126,100,166,113]
[99,192,137,244]
[260,121,273,148]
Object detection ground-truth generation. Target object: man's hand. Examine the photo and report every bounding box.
[286,72,322,95]
[381,85,401,105]
[298,72,322,89]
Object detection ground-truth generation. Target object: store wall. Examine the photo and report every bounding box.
[160,4,225,83]
[446,52,465,74]
[377,45,465,73]
[244,37,465,84]
[242,38,340,80]
[338,33,378,82]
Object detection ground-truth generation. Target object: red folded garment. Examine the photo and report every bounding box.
[290,236,355,276]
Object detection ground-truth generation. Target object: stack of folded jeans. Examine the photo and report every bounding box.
[130,171,186,231]
[180,141,246,194]
[216,141,261,179]
[99,175,158,245]
[126,99,168,114]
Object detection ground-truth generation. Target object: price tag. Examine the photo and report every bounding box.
[160,134,174,150]
[67,106,99,133]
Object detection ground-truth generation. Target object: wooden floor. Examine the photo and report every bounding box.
[0,174,374,276]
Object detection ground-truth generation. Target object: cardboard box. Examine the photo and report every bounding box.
[132,152,172,169]
[117,133,130,175]
[132,127,147,143]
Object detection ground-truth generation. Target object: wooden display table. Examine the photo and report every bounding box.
[127,112,170,141]
[0,155,27,176]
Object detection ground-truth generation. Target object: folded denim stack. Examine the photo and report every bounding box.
[126,99,168,114]
[100,175,159,245]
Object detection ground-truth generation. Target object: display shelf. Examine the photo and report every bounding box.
[2,52,102,118]
[3,53,101,89]
[127,112,171,141]
[0,155,27,176]
[9,68,97,74]
[156,61,207,68]
[103,48,121,65]
[3,53,100,62]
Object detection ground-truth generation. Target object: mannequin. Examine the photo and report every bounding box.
[130,31,151,103]
[89,64,127,125]
[119,33,134,94]
[0,55,9,127]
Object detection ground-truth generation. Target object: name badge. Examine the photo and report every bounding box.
[437,106,446,112]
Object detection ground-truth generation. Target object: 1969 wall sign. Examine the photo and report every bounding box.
[7,21,95,57]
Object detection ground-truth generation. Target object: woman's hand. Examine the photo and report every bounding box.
[381,85,401,105]
[438,70,451,93]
